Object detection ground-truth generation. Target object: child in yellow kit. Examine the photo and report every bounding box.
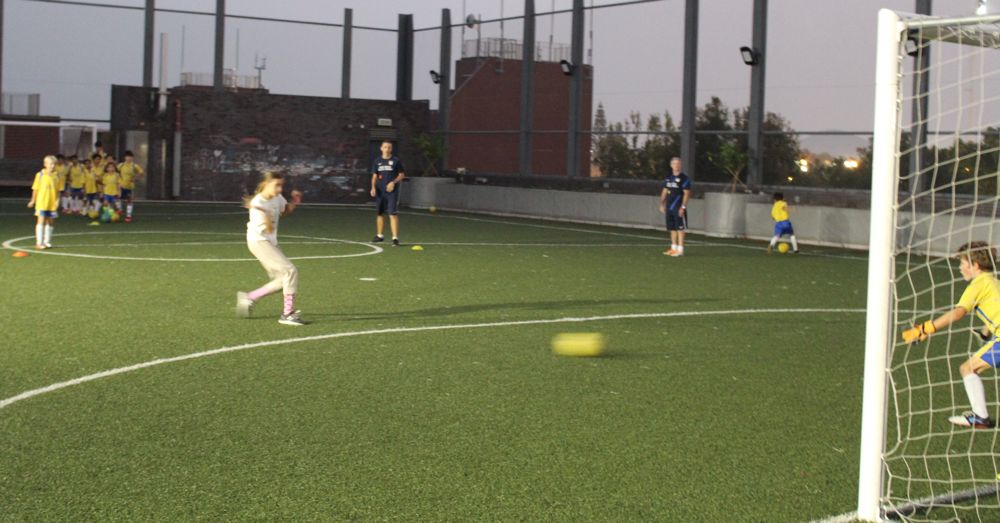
[27,156,59,249]
[118,150,144,222]
[903,241,1000,428]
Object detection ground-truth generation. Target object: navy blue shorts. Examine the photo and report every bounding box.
[121,189,133,200]
[71,188,84,196]
[666,212,687,231]
[375,190,399,216]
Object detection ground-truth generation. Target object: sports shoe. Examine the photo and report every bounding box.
[35,244,47,250]
[664,249,677,256]
[948,413,995,428]
[125,216,133,223]
[372,236,384,243]
[670,250,684,257]
[278,310,307,326]
[392,238,400,246]
[44,242,53,249]
[236,291,254,318]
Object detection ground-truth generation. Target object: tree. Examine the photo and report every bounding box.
[694,97,734,183]
[707,140,748,192]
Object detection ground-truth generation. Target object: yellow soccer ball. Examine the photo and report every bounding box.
[428,205,438,213]
[552,333,606,357]
[777,242,790,254]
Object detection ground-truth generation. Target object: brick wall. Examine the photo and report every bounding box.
[448,57,593,177]
[111,86,431,202]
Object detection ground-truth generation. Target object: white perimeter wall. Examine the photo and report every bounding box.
[405,178,1000,254]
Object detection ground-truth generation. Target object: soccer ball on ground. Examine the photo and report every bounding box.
[552,333,606,357]
[777,242,791,254]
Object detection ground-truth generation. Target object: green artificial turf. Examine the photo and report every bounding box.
[0,198,960,521]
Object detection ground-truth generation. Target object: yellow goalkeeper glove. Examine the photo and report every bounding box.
[902,320,936,344]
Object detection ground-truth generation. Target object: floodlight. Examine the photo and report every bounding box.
[430,70,442,84]
[739,46,758,66]
[559,60,575,76]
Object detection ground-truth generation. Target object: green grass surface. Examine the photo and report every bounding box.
[1,199,876,520]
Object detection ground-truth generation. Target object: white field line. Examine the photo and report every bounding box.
[1,231,382,262]
[0,308,863,411]
[808,512,859,523]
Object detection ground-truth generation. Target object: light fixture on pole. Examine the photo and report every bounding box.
[739,46,758,66]
[558,59,574,76]
[429,70,443,84]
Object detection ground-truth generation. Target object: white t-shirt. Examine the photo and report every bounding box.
[246,193,287,244]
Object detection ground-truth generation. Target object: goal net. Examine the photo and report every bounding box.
[860,9,1000,522]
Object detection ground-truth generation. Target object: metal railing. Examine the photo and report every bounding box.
[2,93,41,116]
[462,38,571,63]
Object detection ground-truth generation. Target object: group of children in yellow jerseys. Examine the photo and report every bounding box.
[27,143,144,250]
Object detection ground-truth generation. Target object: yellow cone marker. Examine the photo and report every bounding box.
[411,245,424,251]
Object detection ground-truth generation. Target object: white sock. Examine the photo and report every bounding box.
[127,203,134,216]
[35,224,43,245]
[964,373,990,419]
[677,245,684,254]
[43,225,53,245]
[671,244,678,251]
[377,234,384,238]
[769,236,778,247]
[790,235,799,251]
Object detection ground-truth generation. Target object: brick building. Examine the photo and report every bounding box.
[447,56,593,177]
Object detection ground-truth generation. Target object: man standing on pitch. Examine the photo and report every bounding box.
[659,156,692,257]
[370,140,406,246]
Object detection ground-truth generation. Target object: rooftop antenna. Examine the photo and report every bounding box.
[498,0,505,71]
[587,0,594,65]
[180,25,186,77]
[235,28,240,73]
[253,53,267,89]
[548,0,554,61]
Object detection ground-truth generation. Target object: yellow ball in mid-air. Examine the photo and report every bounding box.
[777,242,790,254]
[552,333,606,357]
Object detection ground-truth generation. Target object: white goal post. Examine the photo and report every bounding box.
[860,8,1000,522]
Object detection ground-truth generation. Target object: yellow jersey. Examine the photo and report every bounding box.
[958,273,1000,335]
[56,164,69,191]
[31,170,59,212]
[771,200,789,222]
[119,161,143,189]
[83,168,98,193]
[69,165,86,189]
[101,172,120,196]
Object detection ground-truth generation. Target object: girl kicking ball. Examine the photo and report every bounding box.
[236,172,306,326]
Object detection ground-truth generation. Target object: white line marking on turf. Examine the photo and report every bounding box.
[413,242,662,247]
[359,277,377,281]
[809,512,858,523]
[1,231,383,262]
[0,308,863,411]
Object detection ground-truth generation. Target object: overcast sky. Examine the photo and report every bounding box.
[4,0,997,156]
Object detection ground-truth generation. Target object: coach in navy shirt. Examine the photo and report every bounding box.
[658,157,691,257]
[370,140,406,246]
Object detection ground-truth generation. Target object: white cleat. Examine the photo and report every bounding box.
[236,292,254,318]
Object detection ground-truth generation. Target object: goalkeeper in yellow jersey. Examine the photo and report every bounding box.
[903,241,1000,428]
